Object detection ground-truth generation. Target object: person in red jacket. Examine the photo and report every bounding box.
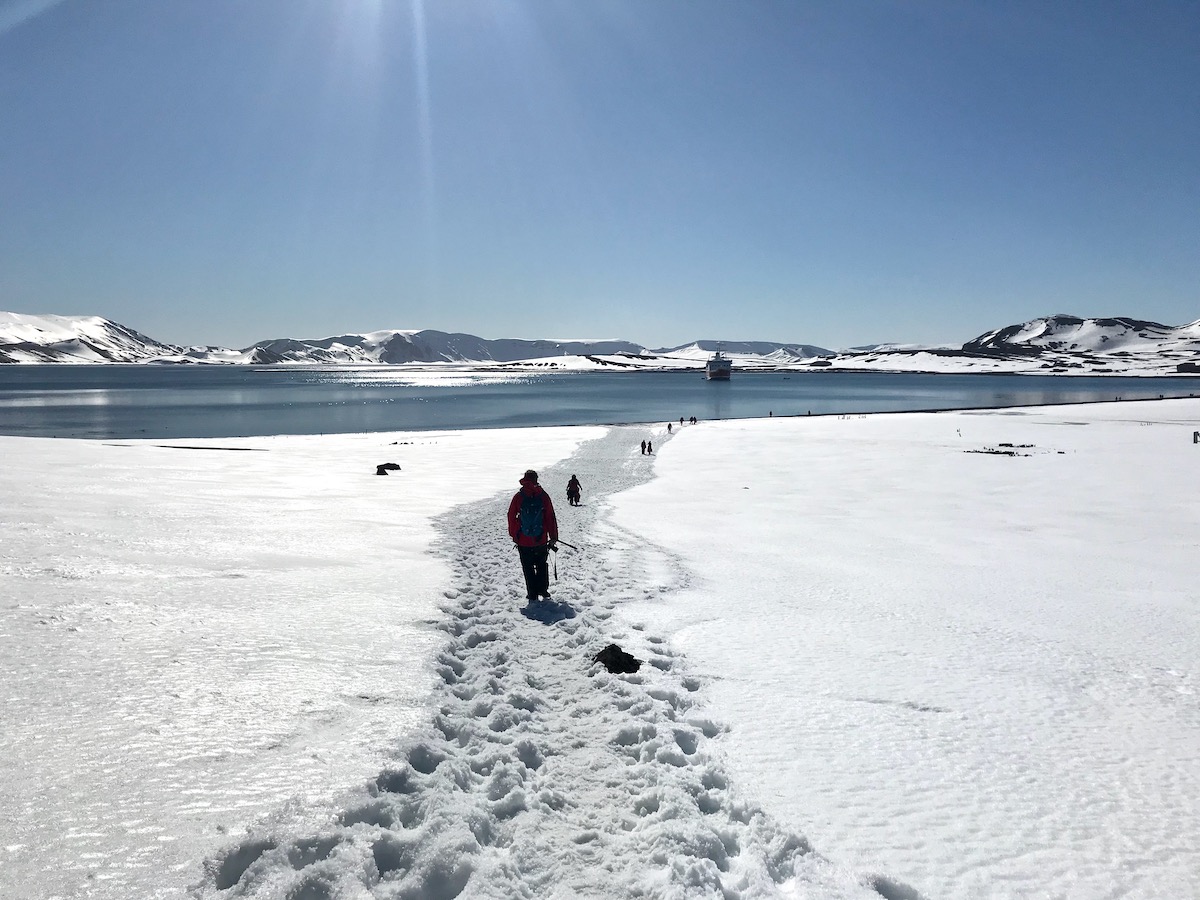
[507,469,559,601]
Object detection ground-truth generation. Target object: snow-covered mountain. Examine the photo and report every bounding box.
[0,314,831,368]
[805,314,1200,376]
[2,311,1198,374]
[657,339,833,359]
[245,333,834,365]
[249,330,646,364]
[0,312,183,363]
[963,315,1200,361]
[0,316,648,366]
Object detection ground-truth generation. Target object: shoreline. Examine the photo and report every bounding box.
[1,391,1197,442]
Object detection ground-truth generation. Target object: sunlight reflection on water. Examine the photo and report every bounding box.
[300,368,534,387]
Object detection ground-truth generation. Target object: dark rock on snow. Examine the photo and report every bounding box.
[593,643,641,674]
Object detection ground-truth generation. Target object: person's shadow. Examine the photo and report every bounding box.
[520,598,576,624]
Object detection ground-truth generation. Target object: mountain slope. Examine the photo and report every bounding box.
[959,315,1200,373]
[0,313,181,363]
[656,339,833,358]
[250,330,645,364]
[2,311,1198,374]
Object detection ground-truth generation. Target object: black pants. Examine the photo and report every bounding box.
[517,545,550,599]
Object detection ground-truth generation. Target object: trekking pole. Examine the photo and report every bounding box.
[547,539,578,582]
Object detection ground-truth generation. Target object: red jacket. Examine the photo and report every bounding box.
[508,479,558,547]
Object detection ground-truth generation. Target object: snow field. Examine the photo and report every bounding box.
[609,400,1200,899]
[6,398,1197,899]
[0,426,596,900]
[198,426,899,899]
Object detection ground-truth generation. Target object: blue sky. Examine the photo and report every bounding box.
[1,0,1196,350]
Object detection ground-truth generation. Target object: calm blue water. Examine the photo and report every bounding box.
[0,365,1195,439]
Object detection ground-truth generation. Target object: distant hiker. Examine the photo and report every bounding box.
[680,417,684,426]
[667,422,672,433]
[640,440,646,455]
[566,474,582,506]
[646,440,653,454]
[508,469,559,602]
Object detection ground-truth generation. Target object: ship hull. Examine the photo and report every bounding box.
[705,350,732,380]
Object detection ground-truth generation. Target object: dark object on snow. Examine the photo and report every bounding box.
[376,463,401,475]
[593,643,641,674]
[967,448,1018,456]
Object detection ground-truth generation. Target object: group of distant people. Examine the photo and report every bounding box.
[668,416,698,430]
[652,415,699,448]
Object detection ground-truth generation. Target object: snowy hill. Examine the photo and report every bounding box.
[657,339,834,359]
[0,314,830,369]
[963,315,1200,359]
[0,312,183,363]
[244,332,834,366]
[0,316,649,366]
[2,311,1198,375]
[808,315,1200,376]
[250,330,646,364]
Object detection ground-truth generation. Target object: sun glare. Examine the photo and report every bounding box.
[409,0,440,299]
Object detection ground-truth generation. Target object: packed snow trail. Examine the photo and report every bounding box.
[199,426,910,899]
